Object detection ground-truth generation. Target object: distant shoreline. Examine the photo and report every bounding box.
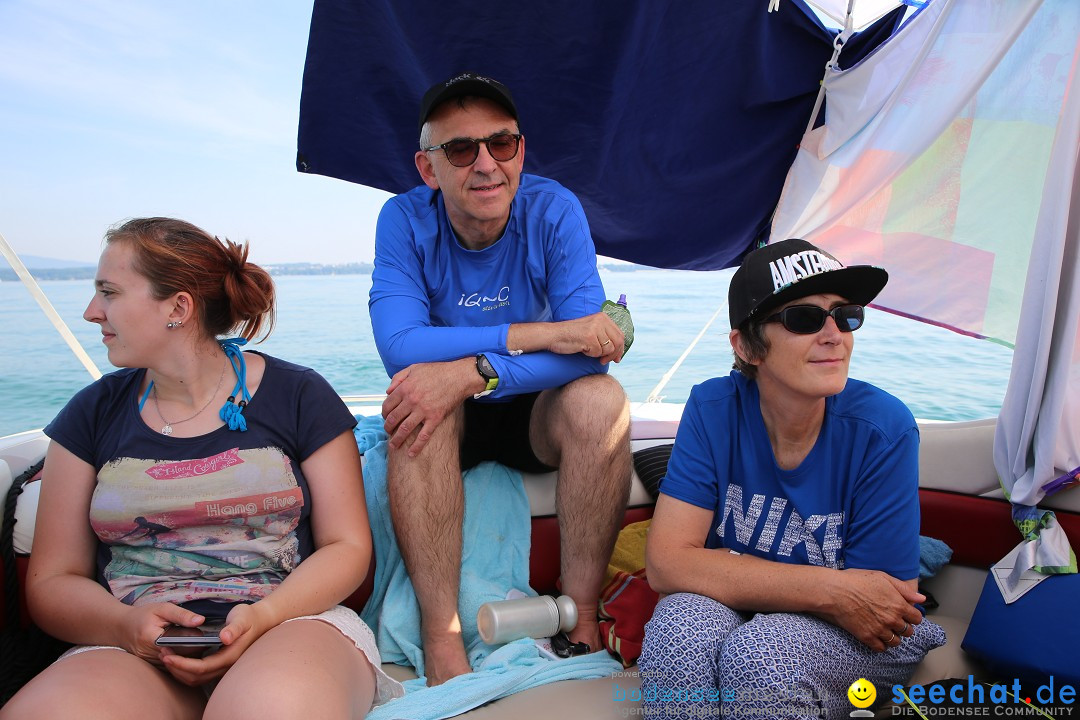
[1,261,649,282]
[0,263,376,282]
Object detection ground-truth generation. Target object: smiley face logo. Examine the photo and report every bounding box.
[847,678,876,709]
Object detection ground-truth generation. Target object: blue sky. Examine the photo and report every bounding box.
[0,1,390,265]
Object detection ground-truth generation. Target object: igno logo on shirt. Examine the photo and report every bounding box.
[459,286,511,311]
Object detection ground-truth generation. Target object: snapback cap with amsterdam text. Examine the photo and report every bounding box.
[728,239,888,329]
[418,72,518,135]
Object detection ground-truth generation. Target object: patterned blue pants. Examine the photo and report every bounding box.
[638,592,946,719]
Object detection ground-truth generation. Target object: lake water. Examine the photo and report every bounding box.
[0,269,1014,438]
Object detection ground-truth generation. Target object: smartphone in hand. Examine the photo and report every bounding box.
[155,621,226,647]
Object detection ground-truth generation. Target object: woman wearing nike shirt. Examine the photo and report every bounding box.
[639,239,945,719]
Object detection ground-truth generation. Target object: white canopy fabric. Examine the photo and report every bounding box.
[993,102,1080,574]
[772,0,1080,582]
[802,0,907,30]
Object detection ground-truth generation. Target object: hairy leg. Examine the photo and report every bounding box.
[205,618,378,720]
[0,648,205,720]
[531,373,631,649]
[386,405,471,685]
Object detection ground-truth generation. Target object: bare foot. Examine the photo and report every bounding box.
[422,635,472,686]
[568,612,604,653]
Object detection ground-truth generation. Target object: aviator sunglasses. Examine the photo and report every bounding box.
[423,132,522,167]
[762,304,865,334]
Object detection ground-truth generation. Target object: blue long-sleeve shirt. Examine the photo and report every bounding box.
[369,174,608,400]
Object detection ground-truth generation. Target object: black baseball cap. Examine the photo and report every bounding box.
[418,72,518,135]
[728,238,888,328]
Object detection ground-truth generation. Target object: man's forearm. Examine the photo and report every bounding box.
[507,313,623,360]
[506,322,555,354]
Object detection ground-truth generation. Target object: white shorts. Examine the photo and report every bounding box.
[58,605,405,707]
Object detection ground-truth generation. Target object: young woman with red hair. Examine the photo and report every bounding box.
[0,218,402,720]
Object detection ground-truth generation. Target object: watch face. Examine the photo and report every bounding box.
[477,354,497,379]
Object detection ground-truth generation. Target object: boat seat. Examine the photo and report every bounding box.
[5,414,1080,718]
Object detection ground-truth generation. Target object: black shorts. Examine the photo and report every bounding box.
[460,392,557,474]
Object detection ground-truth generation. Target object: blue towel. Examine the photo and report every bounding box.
[918,535,954,580]
[354,416,621,720]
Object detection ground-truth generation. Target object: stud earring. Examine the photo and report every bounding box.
[167,321,183,329]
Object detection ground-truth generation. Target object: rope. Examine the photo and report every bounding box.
[0,231,102,382]
[802,0,856,139]
[645,301,727,403]
[219,338,251,431]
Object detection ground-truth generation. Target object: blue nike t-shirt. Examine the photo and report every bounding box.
[660,371,921,579]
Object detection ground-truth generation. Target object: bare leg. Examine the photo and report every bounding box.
[385,405,471,685]
[0,648,205,720]
[531,374,632,650]
[205,619,378,720]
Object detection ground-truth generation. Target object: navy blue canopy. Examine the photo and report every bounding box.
[297,1,903,270]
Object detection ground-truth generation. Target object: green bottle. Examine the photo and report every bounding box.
[601,294,634,355]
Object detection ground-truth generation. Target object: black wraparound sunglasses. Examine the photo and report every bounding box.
[423,132,522,167]
[762,304,865,334]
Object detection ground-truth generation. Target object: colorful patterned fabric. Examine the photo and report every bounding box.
[773,1,1078,350]
[772,0,1080,573]
[598,520,659,667]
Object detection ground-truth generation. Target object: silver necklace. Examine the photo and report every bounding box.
[151,356,228,435]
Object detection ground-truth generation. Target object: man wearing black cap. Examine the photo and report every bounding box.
[368,73,631,684]
[638,239,944,717]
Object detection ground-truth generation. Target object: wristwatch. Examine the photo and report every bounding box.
[474,354,499,398]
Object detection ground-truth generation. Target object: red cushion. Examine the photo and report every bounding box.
[527,506,655,597]
[918,488,1080,568]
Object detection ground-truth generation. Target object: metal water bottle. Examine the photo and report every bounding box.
[601,294,634,355]
[476,594,578,645]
